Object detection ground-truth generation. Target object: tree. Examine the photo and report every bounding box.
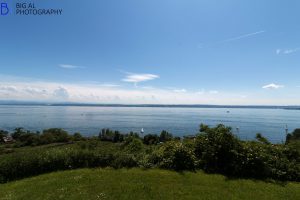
[286,129,300,144]
[195,124,241,174]
[41,128,69,143]
[123,137,144,153]
[159,130,173,142]
[73,132,84,141]
[157,141,196,170]
[0,130,9,143]
[256,133,270,145]
[143,134,159,145]
[11,127,26,140]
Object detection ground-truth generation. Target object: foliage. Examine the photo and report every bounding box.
[256,133,271,145]
[0,141,116,183]
[40,128,70,144]
[154,141,197,170]
[195,124,242,174]
[0,130,9,143]
[159,130,173,142]
[0,124,300,183]
[122,136,144,154]
[143,134,159,145]
[286,129,300,144]
[73,132,85,141]
[238,141,300,181]
[99,129,124,143]
[195,124,300,181]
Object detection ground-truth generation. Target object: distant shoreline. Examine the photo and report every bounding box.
[0,101,299,110]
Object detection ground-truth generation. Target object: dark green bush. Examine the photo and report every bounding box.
[195,124,242,175]
[0,146,115,183]
[0,130,8,143]
[143,134,159,145]
[123,137,144,154]
[159,130,173,142]
[237,142,300,181]
[111,153,138,168]
[286,129,300,144]
[155,141,197,171]
[194,124,300,181]
[73,132,85,141]
[41,128,70,144]
[256,133,271,145]
[99,129,124,142]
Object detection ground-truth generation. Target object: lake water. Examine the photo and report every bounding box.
[0,105,299,143]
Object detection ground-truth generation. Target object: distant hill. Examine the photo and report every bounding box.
[0,100,299,110]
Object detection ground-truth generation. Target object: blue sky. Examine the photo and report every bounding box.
[0,0,300,105]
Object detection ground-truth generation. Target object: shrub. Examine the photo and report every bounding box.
[256,133,271,145]
[111,153,138,168]
[40,128,70,144]
[99,129,124,142]
[143,134,159,145]
[155,141,197,171]
[195,124,242,175]
[123,137,144,154]
[0,145,115,183]
[159,130,173,142]
[286,129,300,144]
[0,130,8,143]
[237,142,300,181]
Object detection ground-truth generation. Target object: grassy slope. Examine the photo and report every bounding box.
[0,168,299,200]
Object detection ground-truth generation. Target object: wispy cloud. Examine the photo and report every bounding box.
[220,30,265,43]
[262,83,284,90]
[173,89,187,93]
[276,48,300,55]
[59,64,85,69]
[196,90,205,95]
[122,73,159,85]
[209,90,219,94]
[98,84,120,88]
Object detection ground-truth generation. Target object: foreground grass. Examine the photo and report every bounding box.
[0,168,299,200]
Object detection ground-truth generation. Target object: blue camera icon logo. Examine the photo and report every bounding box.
[1,2,9,15]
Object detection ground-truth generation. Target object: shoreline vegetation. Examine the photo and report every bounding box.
[1,124,299,184]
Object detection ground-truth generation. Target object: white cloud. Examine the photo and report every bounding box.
[196,90,205,95]
[122,73,159,84]
[262,83,284,90]
[24,87,47,96]
[1,75,299,105]
[209,90,219,94]
[98,84,120,88]
[59,64,85,69]
[276,48,300,55]
[0,85,18,92]
[53,87,69,99]
[173,89,187,93]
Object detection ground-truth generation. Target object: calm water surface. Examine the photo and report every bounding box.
[0,105,299,143]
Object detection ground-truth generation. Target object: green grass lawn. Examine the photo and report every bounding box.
[0,168,299,200]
